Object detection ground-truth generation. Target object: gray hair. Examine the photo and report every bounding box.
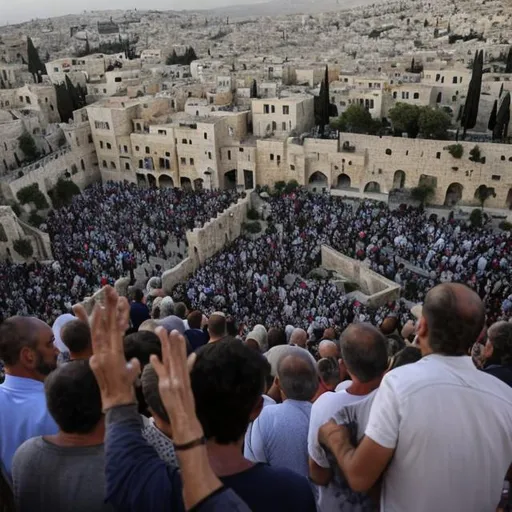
[317,357,341,387]
[159,297,174,318]
[277,347,318,401]
[488,321,512,365]
[289,328,307,348]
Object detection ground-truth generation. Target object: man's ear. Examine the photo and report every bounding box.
[19,346,35,369]
[416,316,427,338]
[249,395,263,421]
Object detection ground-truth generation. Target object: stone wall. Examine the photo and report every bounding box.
[321,245,400,308]
[162,193,251,294]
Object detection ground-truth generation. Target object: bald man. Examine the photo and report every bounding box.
[318,340,339,359]
[245,348,318,479]
[319,283,512,512]
[290,328,308,348]
[0,317,59,477]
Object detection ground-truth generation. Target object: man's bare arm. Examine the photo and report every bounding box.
[308,457,332,486]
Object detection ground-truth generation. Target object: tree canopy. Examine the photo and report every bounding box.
[418,107,451,139]
[389,103,451,139]
[27,36,47,83]
[331,104,380,134]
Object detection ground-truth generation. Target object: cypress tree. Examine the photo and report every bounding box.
[55,82,74,123]
[322,66,330,132]
[65,75,81,111]
[461,50,483,138]
[250,79,257,99]
[85,36,90,55]
[499,83,504,98]
[488,99,498,132]
[27,36,47,83]
[493,92,511,141]
[506,47,512,73]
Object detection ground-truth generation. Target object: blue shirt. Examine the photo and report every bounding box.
[0,375,58,477]
[105,405,316,512]
[129,302,150,331]
[244,399,312,478]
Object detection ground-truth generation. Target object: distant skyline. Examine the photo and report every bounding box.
[1,0,266,24]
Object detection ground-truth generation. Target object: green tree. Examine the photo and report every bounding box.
[475,185,493,209]
[389,103,421,138]
[488,99,498,131]
[315,66,330,136]
[461,50,484,138]
[250,79,258,99]
[13,238,34,259]
[469,208,483,227]
[16,183,49,209]
[506,47,512,73]
[65,75,85,111]
[18,132,39,162]
[411,184,435,206]
[27,36,47,83]
[85,36,91,55]
[54,82,74,123]
[418,107,451,139]
[446,143,463,158]
[274,180,286,194]
[493,92,511,141]
[331,104,376,134]
[284,179,299,193]
[50,178,81,208]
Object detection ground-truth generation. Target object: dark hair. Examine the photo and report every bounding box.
[226,316,238,337]
[45,360,102,434]
[124,331,162,366]
[173,302,187,320]
[277,349,318,401]
[340,323,389,383]
[487,321,512,366]
[187,310,202,330]
[61,320,91,354]
[389,346,422,370]
[134,289,144,302]
[386,335,406,357]
[318,357,340,386]
[141,363,169,423]
[191,340,266,444]
[267,328,287,349]
[423,284,485,356]
[0,317,38,366]
[208,314,226,338]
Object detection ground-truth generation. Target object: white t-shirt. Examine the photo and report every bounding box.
[308,389,373,512]
[365,354,512,512]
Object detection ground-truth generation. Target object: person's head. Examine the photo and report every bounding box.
[386,335,406,358]
[319,339,339,359]
[290,328,307,348]
[191,340,267,444]
[484,321,512,366]
[317,357,341,390]
[380,316,398,336]
[276,348,319,401]
[245,330,265,352]
[124,331,162,367]
[267,328,287,349]
[339,323,389,383]
[323,327,336,340]
[157,315,185,335]
[388,346,422,371]
[138,319,159,332]
[0,316,58,381]
[252,325,268,351]
[159,297,174,318]
[418,283,485,356]
[60,320,92,359]
[187,310,203,330]
[226,316,238,337]
[208,312,227,342]
[141,363,170,431]
[133,288,144,303]
[173,302,188,320]
[45,360,102,435]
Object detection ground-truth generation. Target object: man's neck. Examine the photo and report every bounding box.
[69,350,92,361]
[208,335,224,343]
[206,438,253,477]
[44,422,105,447]
[346,375,382,396]
[5,367,44,383]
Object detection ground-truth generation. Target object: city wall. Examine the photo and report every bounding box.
[321,245,401,307]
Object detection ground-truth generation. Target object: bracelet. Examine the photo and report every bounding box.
[173,436,207,451]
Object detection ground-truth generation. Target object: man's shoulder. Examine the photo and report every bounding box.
[12,437,44,466]
[248,463,311,490]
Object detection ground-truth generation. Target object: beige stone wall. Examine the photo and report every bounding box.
[162,194,250,294]
[321,245,400,308]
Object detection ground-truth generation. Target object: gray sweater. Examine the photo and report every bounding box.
[11,436,114,512]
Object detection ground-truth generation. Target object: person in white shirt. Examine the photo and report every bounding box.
[319,283,512,512]
[308,323,389,511]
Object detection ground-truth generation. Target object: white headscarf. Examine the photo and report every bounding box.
[52,314,75,353]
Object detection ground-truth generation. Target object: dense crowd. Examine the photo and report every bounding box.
[174,190,512,331]
[0,183,242,323]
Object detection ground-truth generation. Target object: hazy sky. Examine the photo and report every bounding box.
[1,0,259,24]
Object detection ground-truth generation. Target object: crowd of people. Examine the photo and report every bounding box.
[0,183,242,324]
[0,282,511,512]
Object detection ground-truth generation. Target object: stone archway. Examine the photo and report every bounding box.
[444,182,463,206]
[181,177,192,190]
[159,175,174,188]
[224,169,237,189]
[194,178,204,191]
[136,173,147,187]
[308,171,328,186]
[393,170,405,189]
[147,174,157,188]
[364,181,381,193]
[336,173,351,189]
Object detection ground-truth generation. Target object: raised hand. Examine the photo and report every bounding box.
[89,286,141,411]
[151,328,204,446]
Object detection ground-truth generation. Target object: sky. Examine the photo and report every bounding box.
[0,0,263,24]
